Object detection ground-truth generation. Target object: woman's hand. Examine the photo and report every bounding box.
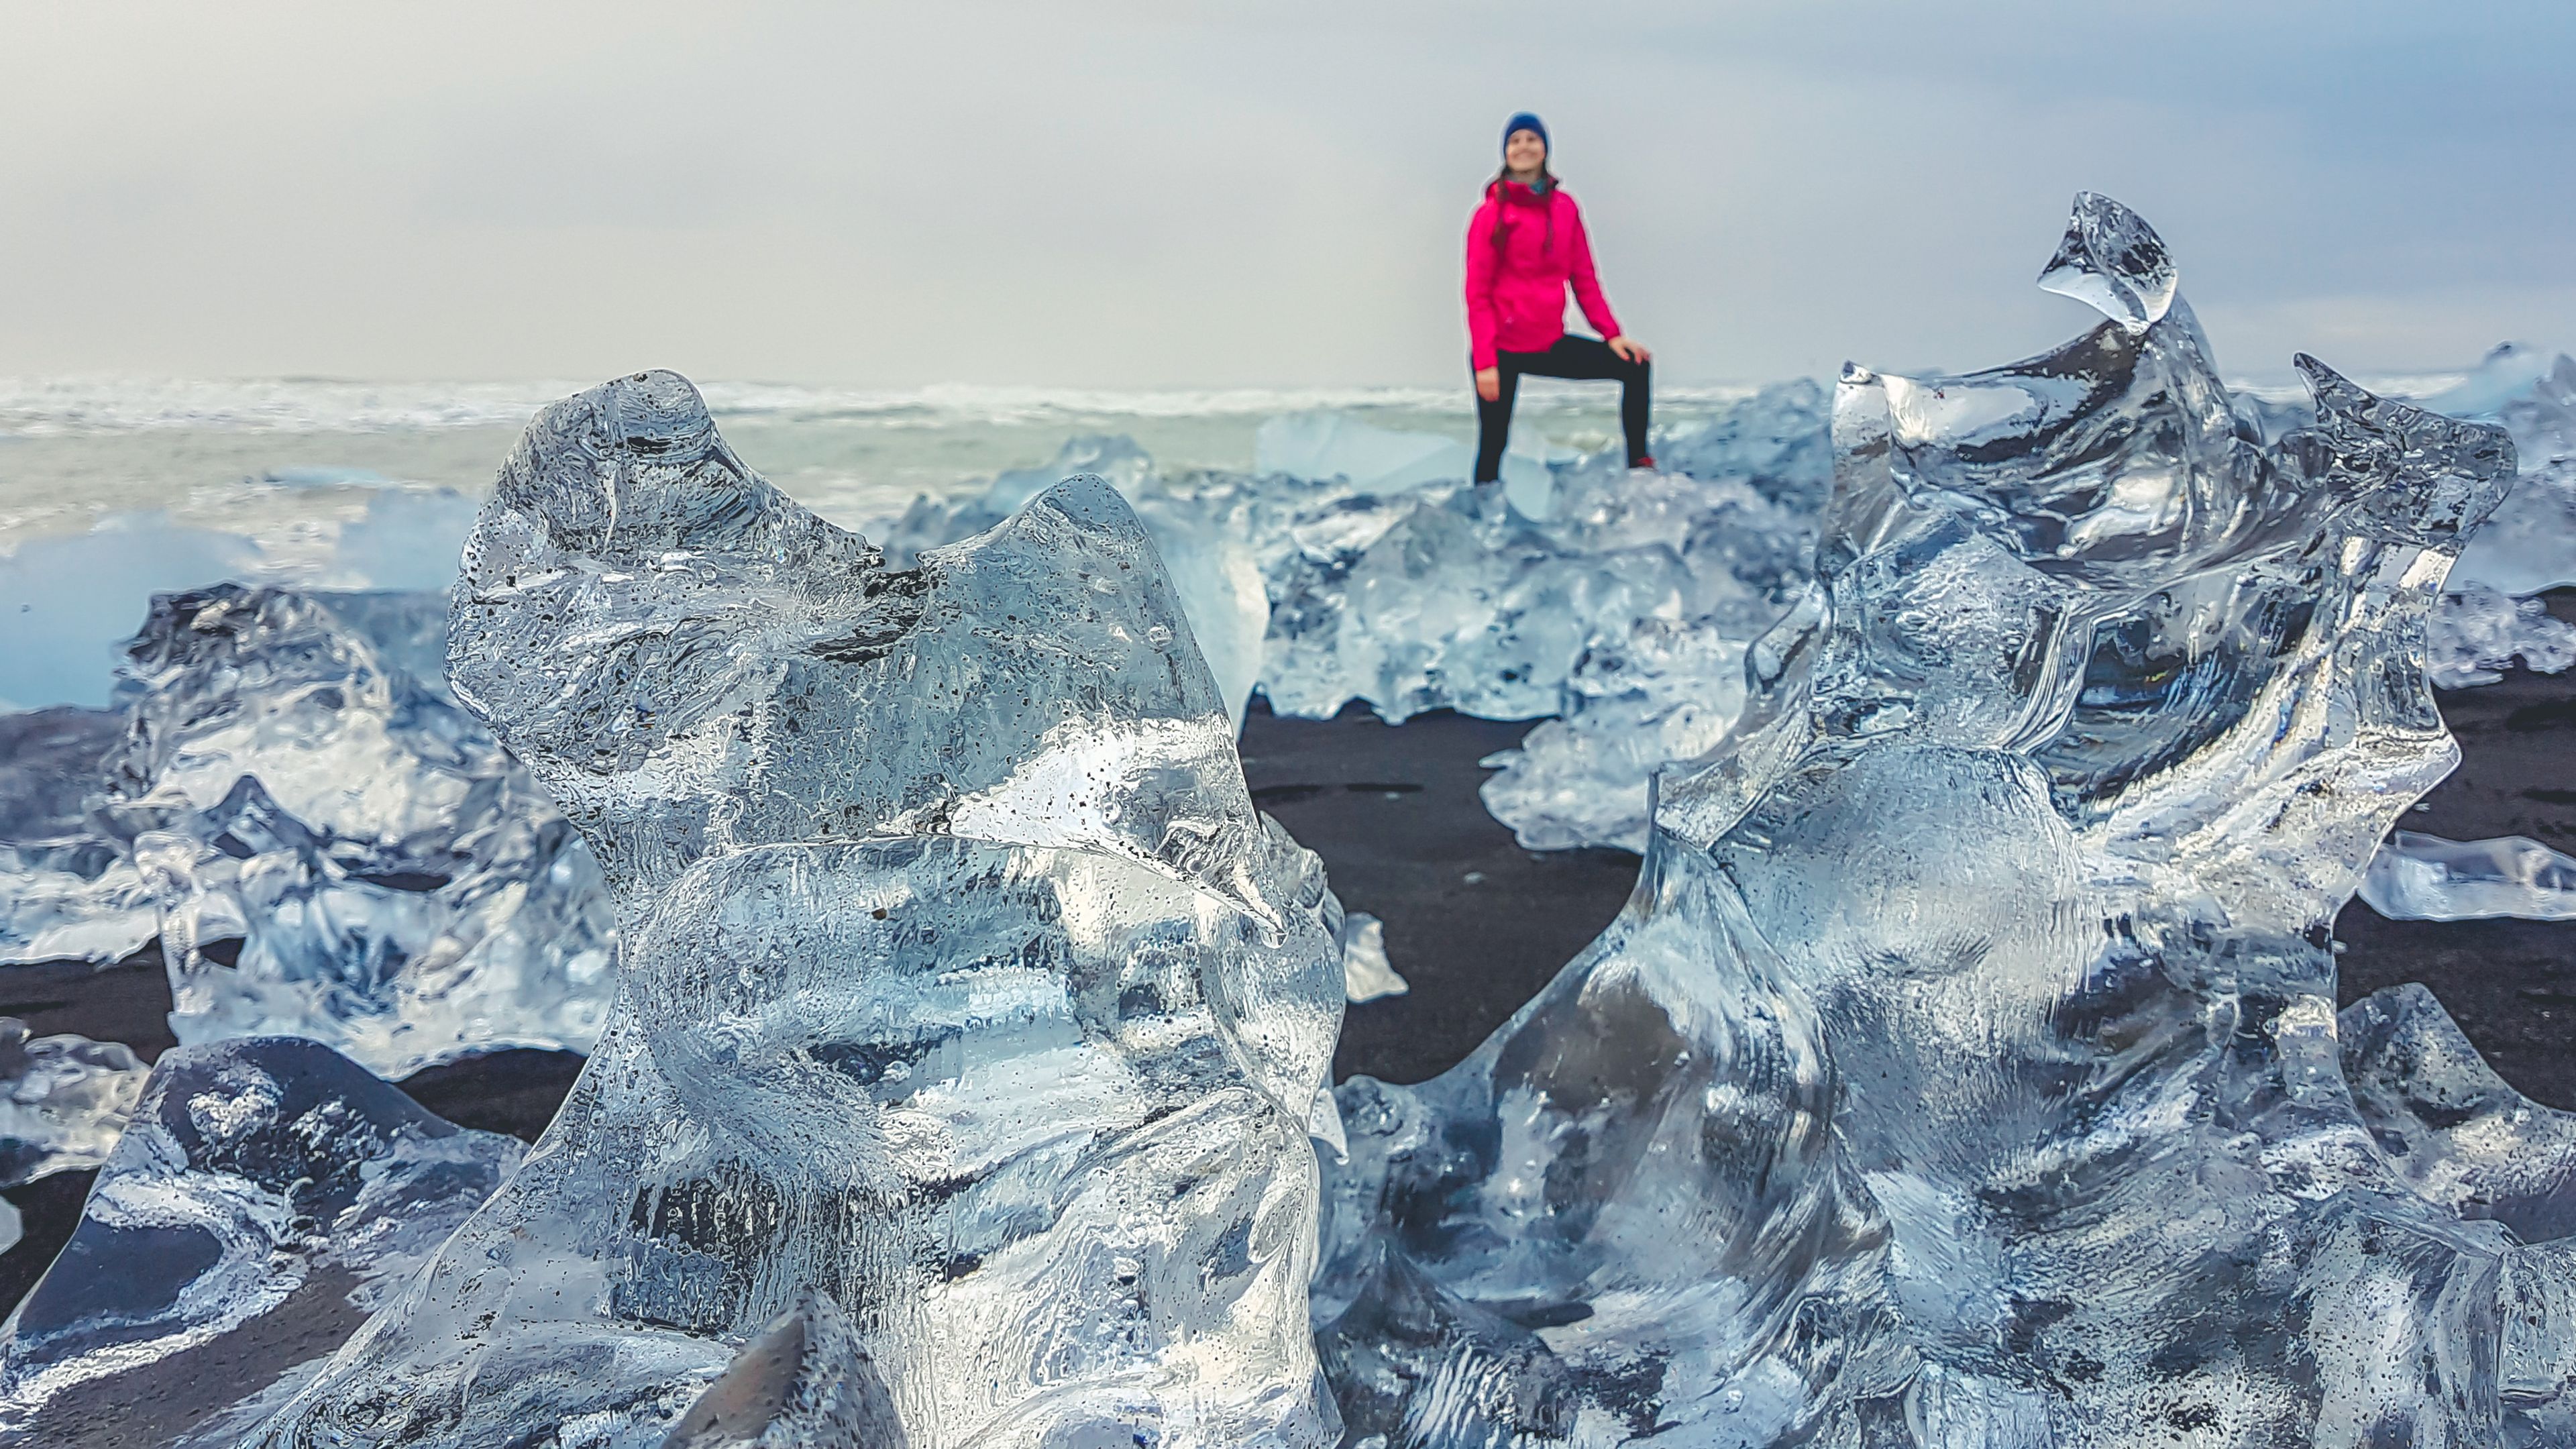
[1475,367,1502,402]
[1609,335,1652,364]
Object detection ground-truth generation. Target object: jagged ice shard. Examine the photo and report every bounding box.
[1316,195,2576,1446]
[248,372,1346,1446]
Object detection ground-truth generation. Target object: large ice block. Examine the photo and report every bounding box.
[248,371,1346,1447]
[0,1035,523,1448]
[1317,194,2568,1446]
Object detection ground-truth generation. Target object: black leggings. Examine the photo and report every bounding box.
[1474,335,1651,482]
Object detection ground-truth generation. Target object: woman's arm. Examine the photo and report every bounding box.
[1464,199,1503,372]
[1564,199,1625,344]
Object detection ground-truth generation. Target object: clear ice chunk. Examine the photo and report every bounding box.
[1319,195,2565,1445]
[2035,189,2178,332]
[97,584,618,1077]
[2451,351,2576,596]
[2426,578,2576,688]
[0,706,159,967]
[2341,983,2576,1242]
[247,371,1345,1447]
[0,1017,148,1185]
[870,387,1827,855]
[879,435,1274,726]
[2362,828,2576,921]
[0,1035,524,1447]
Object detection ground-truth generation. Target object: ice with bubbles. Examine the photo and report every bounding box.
[1313,195,2576,1446]
[84,584,617,1077]
[0,1035,524,1448]
[246,370,1347,1447]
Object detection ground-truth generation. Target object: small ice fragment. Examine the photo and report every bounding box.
[2361,829,2576,921]
[0,1017,148,1186]
[2426,581,2576,688]
[2036,191,2178,331]
[1338,912,1408,1002]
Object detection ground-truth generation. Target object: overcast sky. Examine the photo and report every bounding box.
[5,1,2571,388]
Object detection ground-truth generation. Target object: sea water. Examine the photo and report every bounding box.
[0,366,2485,713]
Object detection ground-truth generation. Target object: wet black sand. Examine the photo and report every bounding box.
[3,676,2571,1324]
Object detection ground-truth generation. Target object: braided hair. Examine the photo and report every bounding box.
[1488,162,1558,257]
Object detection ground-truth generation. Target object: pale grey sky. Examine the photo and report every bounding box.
[4,1,2571,388]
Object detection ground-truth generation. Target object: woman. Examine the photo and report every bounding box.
[1466,112,1653,483]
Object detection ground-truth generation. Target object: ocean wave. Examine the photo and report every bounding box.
[0,375,1783,439]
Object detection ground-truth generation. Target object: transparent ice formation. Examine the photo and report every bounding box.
[879,435,1274,726]
[1315,194,2575,1445]
[95,584,618,1077]
[1337,911,1407,1004]
[2342,982,2576,1243]
[2363,829,2576,922]
[0,705,158,967]
[2451,349,2576,597]
[2426,581,2576,688]
[247,371,1346,1447]
[0,1034,524,1448]
[879,388,1827,858]
[0,1017,149,1185]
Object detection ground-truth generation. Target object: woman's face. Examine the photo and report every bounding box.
[1505,129,1546,177]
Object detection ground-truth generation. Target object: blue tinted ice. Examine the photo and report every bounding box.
[0,706,156,967]
[1316,195,2571,1446]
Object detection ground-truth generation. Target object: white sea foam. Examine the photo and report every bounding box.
[0,375,1768,439]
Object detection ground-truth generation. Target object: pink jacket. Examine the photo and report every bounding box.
[1464,178,1623,371]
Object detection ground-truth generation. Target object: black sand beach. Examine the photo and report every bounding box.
[4,669,2572,1323]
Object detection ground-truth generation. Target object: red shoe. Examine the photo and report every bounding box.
[1629,454,1657,470]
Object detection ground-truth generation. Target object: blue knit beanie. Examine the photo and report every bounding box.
[1502,112,1548,157]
